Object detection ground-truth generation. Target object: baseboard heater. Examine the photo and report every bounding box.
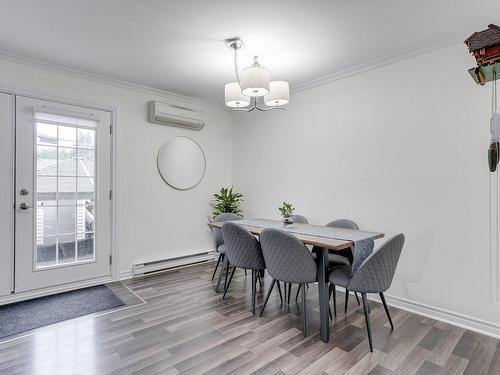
[132,251,215,277]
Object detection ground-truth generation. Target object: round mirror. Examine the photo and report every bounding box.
[157,137,206,190]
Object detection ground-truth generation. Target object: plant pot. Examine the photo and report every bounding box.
[282,216,294,227]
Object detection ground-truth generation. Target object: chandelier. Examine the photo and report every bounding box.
[224,37,289,111]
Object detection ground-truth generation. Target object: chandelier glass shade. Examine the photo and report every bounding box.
[239,65,270,97]
[265,81,290,106]
[224,82,250,108]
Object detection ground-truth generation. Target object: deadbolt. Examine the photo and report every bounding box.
[19,189,29,196]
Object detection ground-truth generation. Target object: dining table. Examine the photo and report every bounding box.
[208,218,384,343]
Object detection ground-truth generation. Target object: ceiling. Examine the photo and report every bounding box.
[0,1,499,104]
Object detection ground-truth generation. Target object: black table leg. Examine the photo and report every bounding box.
[317,247,329,342]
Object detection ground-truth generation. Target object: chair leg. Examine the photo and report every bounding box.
[211,253,222,280]
[251,270,257,314]
[328,285,333,320]
[257,274,263,287]
[260,279,276,316]
[379,292,394,329]
[344,289,349,314]
[295,284,302,302]
[276,281,283,303]
[224,261,231,292]
[332,285,337,317]
[223,267,237,299]
[355,292,361,305]
[287,283,292,305]
[301,283,307,336]
[245,269,247,276]
[362,293,373,352]
[215,256,227,292]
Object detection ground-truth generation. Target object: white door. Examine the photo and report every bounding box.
[15,96,112,292]
[0,93,14,296]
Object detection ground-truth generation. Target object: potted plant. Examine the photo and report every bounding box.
[210,186,243,219]
[278,201,295,226]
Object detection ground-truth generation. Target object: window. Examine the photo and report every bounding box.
[35,112,97,268]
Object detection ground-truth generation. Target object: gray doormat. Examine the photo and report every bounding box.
[0,285,124,339]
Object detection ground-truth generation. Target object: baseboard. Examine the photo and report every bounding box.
[119,270,133,281]
[334,286,500,339]
[118,258,217,282]
[380,293,500,339]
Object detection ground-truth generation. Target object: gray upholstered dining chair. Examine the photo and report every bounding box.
[291,214,308,224]
[280,214,308,301]
[301,218,361,314]
[221,222,266,314]
[259,228,317,336]
[328,233,405,351]
[211,213,242,288]
[323,219,361,314]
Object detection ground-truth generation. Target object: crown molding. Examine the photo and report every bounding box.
[0,50,228,112]
[0,20,496,110]
[291,21,495,94]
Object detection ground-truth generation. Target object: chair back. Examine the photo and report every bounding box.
[292,215,308,224]
[326,219,359,230]
[222,222,265,270]
[348,234,405,293]
[212,213,242,250]
[260,228,316,283]
[312,219,360,258]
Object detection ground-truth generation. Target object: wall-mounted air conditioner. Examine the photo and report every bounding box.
[148,101,205,130]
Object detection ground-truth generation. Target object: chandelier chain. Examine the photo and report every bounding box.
[493,70,497,115]
[234,47,241,84]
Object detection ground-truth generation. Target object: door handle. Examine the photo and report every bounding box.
[19,203,31,210]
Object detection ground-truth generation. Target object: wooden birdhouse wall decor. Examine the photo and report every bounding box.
[465,24,500,85]
[465,24,500,66]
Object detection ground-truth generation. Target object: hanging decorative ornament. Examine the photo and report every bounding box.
[464,25,500,171]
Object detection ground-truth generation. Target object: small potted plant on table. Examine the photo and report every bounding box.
[279,201,295,227]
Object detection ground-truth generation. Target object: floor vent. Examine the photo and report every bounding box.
[132,251,215,277]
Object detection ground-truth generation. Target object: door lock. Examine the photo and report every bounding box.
[19,189,29,196]
[19,203,31,210]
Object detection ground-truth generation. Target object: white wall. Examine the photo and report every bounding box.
[0,58,232,278]
[232,43,500,327]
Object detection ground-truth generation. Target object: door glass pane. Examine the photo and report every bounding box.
[78,149,94,177]
[58,234,76,263]
[58,126,76,148]
[35,120,97,269]
[36,236,56,268]
[58,177,76,205]
[37,123,57,146]
[77,128,95,149]
[37,146,57,175]
[77,177,94,200]
[58,206,76,234]
[77,233,94,261]
[58,147,76,176]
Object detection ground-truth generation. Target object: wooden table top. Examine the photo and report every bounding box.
[208,219,384,251]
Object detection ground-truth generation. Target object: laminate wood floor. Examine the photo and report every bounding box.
[0,262,499,375]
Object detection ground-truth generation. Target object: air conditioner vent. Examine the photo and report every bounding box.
[148,101,205,130]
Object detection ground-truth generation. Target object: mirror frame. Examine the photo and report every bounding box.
[156,136,206,190]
